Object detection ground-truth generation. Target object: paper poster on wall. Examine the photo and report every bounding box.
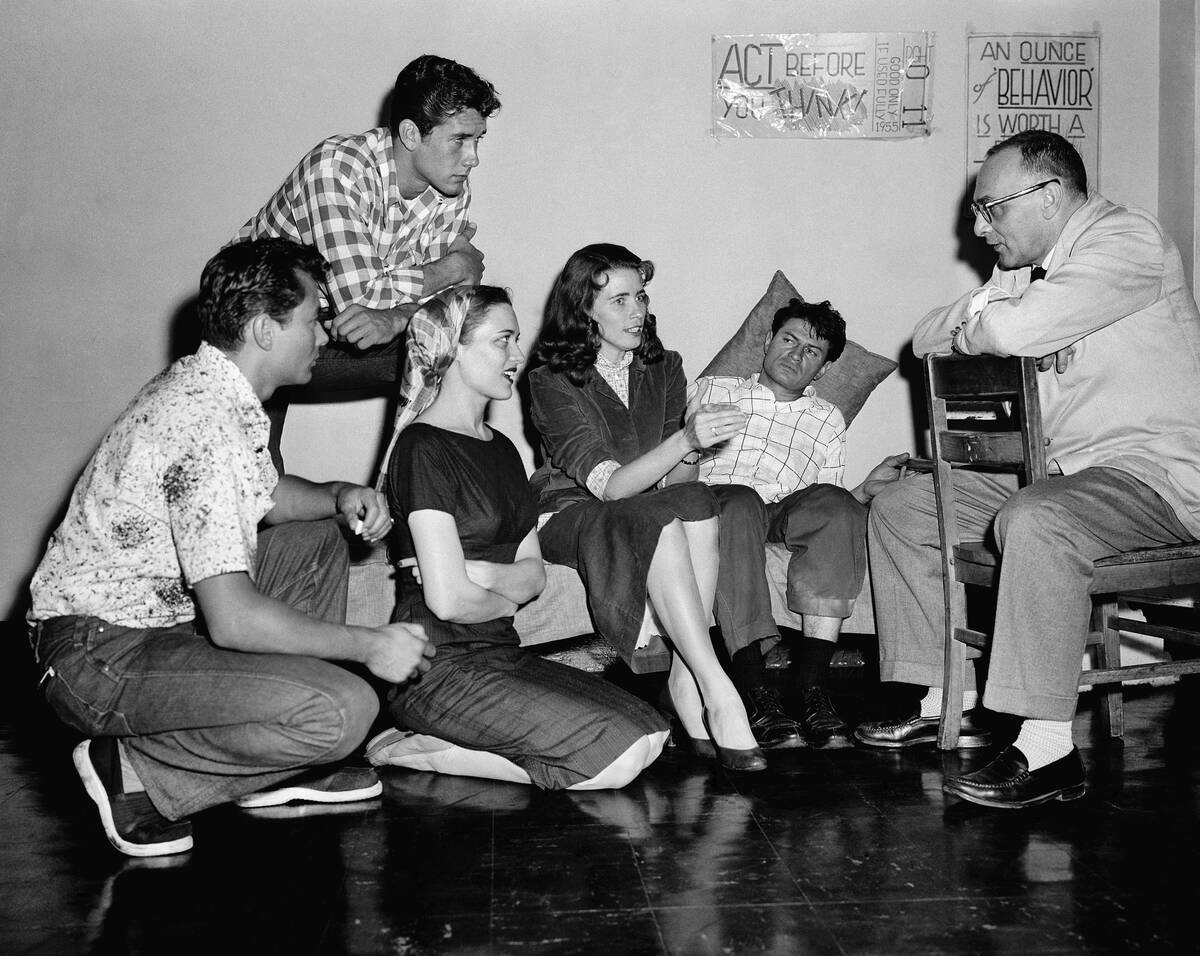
[967,33,1100,188]
[712,33,934,138]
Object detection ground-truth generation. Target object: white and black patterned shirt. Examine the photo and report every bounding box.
[29,344,278,628]
[687,374,846,504]
[234,128,471,313]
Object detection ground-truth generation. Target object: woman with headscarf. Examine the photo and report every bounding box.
[365,285,669,790]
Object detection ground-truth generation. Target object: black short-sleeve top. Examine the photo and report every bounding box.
[388,423,537,566]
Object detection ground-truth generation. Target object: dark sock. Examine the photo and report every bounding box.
[730,642,766,697]
[795,637,835,690]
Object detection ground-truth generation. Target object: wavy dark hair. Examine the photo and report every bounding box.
[535,243,664,386]
[389,54,501,137]
[770,298,847,364]
[198,238,328,350]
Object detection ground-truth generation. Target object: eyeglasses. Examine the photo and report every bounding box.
[969,179,1059,224]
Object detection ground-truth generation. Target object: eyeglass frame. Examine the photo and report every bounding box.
[969,178,1059,224]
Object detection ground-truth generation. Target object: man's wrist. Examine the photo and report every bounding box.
[330,481,352,517]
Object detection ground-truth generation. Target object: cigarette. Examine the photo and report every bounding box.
[353,519,364,535]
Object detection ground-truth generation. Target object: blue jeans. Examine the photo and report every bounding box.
[31,520,378,820]
[869,467,1192,720]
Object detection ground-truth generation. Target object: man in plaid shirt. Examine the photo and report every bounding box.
[235,55,501,468]
[688,299,906,750]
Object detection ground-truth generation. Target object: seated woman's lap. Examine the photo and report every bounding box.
[536,482,718,662]
[391,646,668,790]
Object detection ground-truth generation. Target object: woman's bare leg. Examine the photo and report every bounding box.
[681,517,719,620]
[648,521,757,751]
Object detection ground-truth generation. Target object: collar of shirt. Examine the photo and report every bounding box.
[593,351,634,407]
[596,350,634,372]
[379,127,457,216]
[747,372,817,408]
[196,342,270,433]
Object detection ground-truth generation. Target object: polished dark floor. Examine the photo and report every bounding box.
[3,631,1200,955]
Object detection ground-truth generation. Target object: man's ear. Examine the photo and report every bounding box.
[248,313,274,350]
[1041,180,1063,219]
[812,361,833,382]
[396,118,422,153]
[764,328,774,354]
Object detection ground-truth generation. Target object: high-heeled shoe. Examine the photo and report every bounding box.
[688,737,716,759]
[688,736,767,772]
[702,707,768,772]
[714,743,767,772]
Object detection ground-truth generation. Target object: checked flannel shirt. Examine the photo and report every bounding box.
[235,127,471,314]
[687,373,846,504]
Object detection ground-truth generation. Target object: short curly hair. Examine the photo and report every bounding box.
[769,298,846,364]
[198,238,328,350]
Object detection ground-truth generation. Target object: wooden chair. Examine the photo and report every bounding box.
[925,353,1200,749]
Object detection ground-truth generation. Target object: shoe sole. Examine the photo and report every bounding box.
[236,779,383,809]
[943,781,1087,809]
[853,731,993,751]
[73,741,193,858]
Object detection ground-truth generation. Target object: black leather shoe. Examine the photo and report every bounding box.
[746,685,806,750]
[800,687,854,750]
[853,710,992,750]
[943,746,1086,809]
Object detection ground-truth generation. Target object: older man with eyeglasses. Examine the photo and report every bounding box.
[854,130,1200,809]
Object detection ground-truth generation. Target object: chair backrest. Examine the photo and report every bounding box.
[924,353,1048,567]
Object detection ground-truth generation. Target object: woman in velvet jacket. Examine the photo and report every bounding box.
[528,243,765,771]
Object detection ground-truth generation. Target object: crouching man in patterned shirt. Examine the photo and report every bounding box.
[234,54,501,470]
[27,239,434,858]
[688,299,907,751]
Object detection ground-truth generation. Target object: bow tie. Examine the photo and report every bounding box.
[1029,266,1047,282]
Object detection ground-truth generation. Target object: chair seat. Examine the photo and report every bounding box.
[953,540,1200,594]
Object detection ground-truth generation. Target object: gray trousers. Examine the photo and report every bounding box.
[32,520,377,820]
[869,467,1191,721]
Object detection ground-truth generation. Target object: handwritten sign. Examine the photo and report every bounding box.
[967,34,1100,188]
[712,33,934,139]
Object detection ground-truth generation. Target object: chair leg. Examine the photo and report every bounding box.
[1093,598,1124,739]
[938,627,965,750]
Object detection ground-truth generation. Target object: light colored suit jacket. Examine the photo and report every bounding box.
[913,194,1200,537]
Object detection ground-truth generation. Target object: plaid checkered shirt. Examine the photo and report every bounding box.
[687,374,846,504]
[234,128,471,313]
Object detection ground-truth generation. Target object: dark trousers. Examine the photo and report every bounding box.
[711,483,868,655]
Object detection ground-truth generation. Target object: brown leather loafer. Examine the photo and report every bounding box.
[853,710,991,750]
[943,746,1086,809]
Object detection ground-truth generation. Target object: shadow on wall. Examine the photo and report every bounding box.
[169,293,202,363]
[896,176,996,455]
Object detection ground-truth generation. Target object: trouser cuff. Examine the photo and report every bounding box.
[983,683,1079,722]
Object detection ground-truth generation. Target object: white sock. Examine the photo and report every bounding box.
[918,688,978,719]
[1013,719,1073,770]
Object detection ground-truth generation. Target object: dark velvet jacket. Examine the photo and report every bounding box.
[528,351,687,514]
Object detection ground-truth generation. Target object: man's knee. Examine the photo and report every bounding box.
[293,666,379,765]
[801,484,866,534]
[868,475,935,541]
[715,484,767,523]
[994,486,1068,548]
